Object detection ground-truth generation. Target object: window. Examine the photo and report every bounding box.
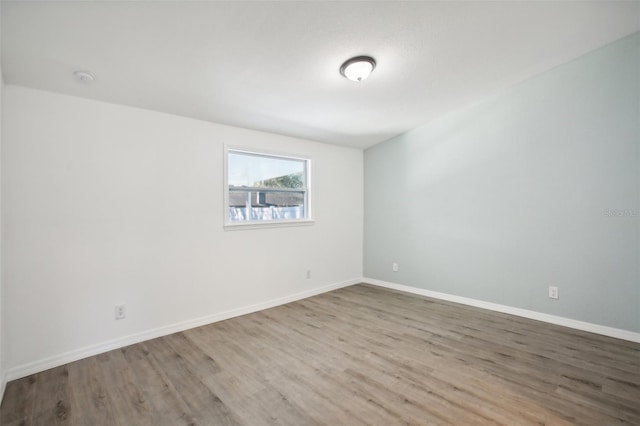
[224,148,312,227]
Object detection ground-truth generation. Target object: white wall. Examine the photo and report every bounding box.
[364,33,639,333]
[0,73,3,401]
[2,85,363,377]
[0,77,3,398]
[0,0,5,398]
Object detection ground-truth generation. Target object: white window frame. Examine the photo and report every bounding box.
[224,146,314,230]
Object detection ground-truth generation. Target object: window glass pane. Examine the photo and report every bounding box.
[228,190,305,223]
[226,149,310,226]
[228,152,305,189]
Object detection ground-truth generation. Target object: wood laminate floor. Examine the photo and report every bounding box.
[1,284,639,425]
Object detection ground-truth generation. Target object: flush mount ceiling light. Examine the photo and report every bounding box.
[340,56,376,82]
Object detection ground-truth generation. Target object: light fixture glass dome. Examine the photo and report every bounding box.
[340,56,376,82]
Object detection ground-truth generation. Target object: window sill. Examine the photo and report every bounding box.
[224,219,315,231]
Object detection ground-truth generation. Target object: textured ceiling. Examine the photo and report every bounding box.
[2,1,639,149]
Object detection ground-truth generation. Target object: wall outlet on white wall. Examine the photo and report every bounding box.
[115,304,126,320]
[392,262,399,272]
[548,286,559,300]
[306,270,311,279]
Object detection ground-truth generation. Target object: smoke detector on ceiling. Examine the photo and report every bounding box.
[73,70,95,83]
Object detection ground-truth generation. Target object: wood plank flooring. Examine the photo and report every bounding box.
[2,284,639,425]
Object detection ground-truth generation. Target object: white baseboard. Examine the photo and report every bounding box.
[8,276,637,384]
[6,278,360,382]
[363,277,640,343]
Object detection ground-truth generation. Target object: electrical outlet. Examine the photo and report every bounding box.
[392,262,399,272]
[306,270,311,279]
[115,304,126,320]
[548,286,559,300]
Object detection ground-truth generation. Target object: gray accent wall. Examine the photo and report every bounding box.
[364,33,640,332]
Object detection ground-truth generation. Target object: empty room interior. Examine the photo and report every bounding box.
[0,1,639,425]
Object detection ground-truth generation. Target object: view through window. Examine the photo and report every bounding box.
[226,149,310,225]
